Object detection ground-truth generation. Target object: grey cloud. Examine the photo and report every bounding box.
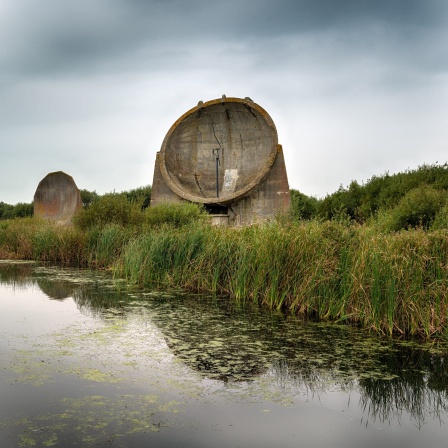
[2,0,447,80]
[122,0,446,34]
[1,0,447,204]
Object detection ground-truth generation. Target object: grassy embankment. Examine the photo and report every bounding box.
[0,206,447,339]
[1,165,447,338]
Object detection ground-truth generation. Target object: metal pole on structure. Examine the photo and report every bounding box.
[216,149,219,198]
[212,148,220,198]
[210,119,222,199]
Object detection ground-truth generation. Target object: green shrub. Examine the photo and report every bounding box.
[317,163,448,222]
[144,202,207,228]
[13,202,34,218]
[73,193,144,230]
[0,202,14,219]
[80,189,99,209]
[378,185,447,232]
[290,189,319,220]
[124,185,152,210]
[431,204,448,230]
[0,201,33,219]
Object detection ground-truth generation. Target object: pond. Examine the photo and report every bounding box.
[1,261,448,447]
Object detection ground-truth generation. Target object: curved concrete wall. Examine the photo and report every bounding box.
[151,96,291,225]
[160,97,278,205]
[34,171,82,225]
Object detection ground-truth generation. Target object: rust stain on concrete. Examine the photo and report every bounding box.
[34,171,82,225]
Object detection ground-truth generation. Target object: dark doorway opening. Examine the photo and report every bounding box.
[205,204,228,215]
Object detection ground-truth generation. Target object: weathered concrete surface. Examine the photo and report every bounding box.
[151,152,183,205]
[151,97,291,225]
[34,171,82,225]
[229,144,291,226]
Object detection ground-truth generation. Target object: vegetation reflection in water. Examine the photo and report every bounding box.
[1,261,448,447]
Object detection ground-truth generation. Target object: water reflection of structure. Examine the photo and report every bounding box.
[72,286,448,426]
[2,261,448,426]
[37,278,76,300]
[148,296,276,381]
[74,289,274,381]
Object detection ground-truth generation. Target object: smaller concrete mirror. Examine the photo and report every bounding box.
[34,171,82,225]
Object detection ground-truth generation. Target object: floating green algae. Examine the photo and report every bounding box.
[2,262,448,446]
[11,394,184,447]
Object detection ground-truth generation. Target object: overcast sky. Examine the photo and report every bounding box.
[1,0,447,204]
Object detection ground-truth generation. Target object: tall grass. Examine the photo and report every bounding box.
[0,218,86,263]
[337,228,448,336]
[86,224,134,268]
[115,221,448,338]
[1,213,447,338]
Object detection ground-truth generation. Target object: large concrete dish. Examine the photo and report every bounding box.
[34,171,82,225]
[159,97,278,204]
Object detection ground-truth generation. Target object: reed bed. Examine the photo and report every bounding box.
[86,223,135,268]
[1,217,447,338]
[115,221,448,338]
[0,218,87,264]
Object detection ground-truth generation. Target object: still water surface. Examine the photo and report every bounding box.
[1,261,448,447]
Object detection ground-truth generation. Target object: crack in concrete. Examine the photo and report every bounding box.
[194,173,205,197]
